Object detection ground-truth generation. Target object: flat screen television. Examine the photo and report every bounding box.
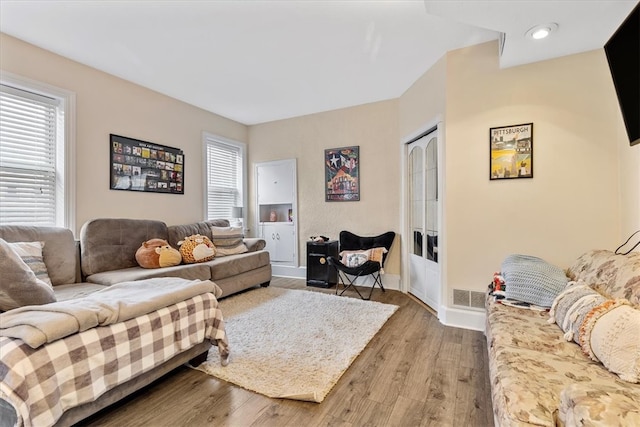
[604,3,639,146]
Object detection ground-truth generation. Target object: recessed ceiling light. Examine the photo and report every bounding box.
[526,23,558,40]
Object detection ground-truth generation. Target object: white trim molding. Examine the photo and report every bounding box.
[0,70,77,233]
[438,306,486,332]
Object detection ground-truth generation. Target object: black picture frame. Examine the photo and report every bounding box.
[110,134,184,194]
[489,123,533,180]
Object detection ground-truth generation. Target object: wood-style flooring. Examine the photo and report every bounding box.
[82,277,494,427]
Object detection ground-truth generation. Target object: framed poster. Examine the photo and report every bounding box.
[325,145,359,201]
[110,134,184,194]
[490,123,533,180]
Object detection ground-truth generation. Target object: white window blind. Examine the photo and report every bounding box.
[0,84,60,226]
[204,136,244,221]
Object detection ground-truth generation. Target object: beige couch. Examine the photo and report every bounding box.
[0,219,270,426]
[486,250,640,426]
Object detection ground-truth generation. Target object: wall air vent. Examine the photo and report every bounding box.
[453,289,486,309]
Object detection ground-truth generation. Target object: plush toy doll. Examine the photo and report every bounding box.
[135,238,182,269]
[493,272,506,292]
[178,234,216,263]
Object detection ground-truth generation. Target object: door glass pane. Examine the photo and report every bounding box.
[409,146,423,256]
[425,137,438,262]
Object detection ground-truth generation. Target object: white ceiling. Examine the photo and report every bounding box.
[1,0,637,125]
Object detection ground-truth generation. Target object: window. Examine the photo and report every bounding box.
[0,75,75,229]
[203,133,246,221]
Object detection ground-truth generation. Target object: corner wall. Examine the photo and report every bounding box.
[0,33,248,234]
[248,100,401,276]
[442,42,626,305]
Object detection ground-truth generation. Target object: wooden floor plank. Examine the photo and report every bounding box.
[82,277,494,427]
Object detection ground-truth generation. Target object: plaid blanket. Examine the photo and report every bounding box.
[0,293,228,427]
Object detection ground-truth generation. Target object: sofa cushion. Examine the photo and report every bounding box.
[80,218,169,276]
[559,383,640,426]
[207,250,271,281]
[86,263,210,286]
[486,294,585,359]
[0,238,56,311]
[6,241,52,285]
[0,226,77,286]
[566,249,640,308]
[502,254,568,307]
[489,344,629,427]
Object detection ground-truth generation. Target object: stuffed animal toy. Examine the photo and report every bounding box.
[135,238,182,269]
[178,234,216,263]
[493,272,506,292]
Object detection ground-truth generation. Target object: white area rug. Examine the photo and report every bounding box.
[195,286,398,402]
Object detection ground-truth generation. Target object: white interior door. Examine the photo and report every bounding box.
[408,131,440,311]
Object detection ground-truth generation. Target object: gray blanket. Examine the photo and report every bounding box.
[0,277,222,348]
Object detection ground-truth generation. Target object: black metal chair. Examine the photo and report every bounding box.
[327,230,395,300]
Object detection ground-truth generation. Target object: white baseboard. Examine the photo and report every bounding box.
[271,264,306,278]
[438,306,486,332]
[272,266,400,291]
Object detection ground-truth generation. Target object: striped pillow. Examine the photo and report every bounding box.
[7,241,53,287]
[210,226,248,257]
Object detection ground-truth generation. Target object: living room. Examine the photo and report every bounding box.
[2,23,638,326]
[1,1,639,425]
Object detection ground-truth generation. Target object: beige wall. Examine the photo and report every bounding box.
[441,42,628,301]
[248,100,401,274]
[0,33,248,235]
[398,55,446,138]
[619,129,640,238]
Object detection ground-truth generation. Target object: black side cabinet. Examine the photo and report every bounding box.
[306,240,338,288]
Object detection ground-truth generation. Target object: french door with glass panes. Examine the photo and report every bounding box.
[408,130,440,311]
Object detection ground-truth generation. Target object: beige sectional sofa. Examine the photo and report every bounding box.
[486,249,640,426]
[0,219,271,427]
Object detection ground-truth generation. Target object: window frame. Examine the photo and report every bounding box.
[0,71,76,231]
[202,132,247,224]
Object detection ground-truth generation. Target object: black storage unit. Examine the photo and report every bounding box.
[306,240,338,288]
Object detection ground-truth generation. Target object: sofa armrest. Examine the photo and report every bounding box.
[244,238,266,252]
[559,383,640,426]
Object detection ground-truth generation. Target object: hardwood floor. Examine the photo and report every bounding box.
[82,277,494,427]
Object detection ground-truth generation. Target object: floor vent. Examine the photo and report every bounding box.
[453,289,486,309]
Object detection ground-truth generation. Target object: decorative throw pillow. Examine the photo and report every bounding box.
[135,238,182,268]
[210,226,248,257]
[6,241,52,286]
[579,299,640,383]
[340,247,388,269]
[344,252,369,268]
[501,254,569,308]
[0,238,56,311]
[549,282,607,343]
[177,234,216,263]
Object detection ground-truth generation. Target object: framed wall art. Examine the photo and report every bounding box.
[110,134,184,194]
[490,123,533,180]
[325,145,359,201]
